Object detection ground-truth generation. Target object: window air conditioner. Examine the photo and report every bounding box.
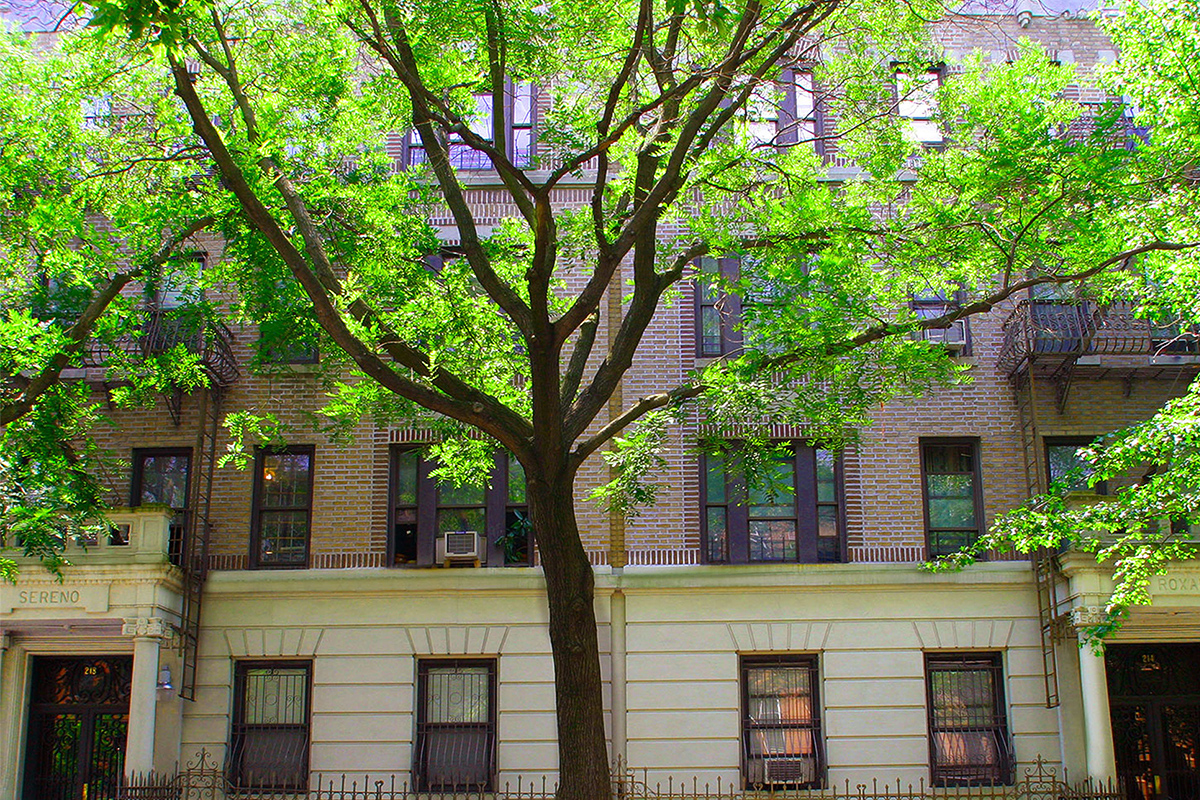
[923,319,967,351]
[436,531,482,565]
[762,756,816,785]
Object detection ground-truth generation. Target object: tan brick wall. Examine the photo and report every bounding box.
[86,15,1181,574]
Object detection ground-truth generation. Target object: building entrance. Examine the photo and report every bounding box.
[1108,644,1200,800]
[23,656,133,800]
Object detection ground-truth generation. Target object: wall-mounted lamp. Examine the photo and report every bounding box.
[157,664,173,691]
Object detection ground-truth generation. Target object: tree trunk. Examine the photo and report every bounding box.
[528,468,611,800]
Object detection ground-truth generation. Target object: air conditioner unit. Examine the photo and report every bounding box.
[436,531,482,566]
[923,319,967,351]
[762,756,816,786]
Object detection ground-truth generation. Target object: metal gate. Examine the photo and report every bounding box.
[24,656,133,800]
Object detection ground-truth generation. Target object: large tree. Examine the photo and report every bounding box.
[965,0,1200,642]
[5,0,1198,793]
[0,26,216,574]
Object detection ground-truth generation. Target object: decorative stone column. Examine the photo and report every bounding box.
[122,617,171,777]
[610,587,627,769]
[1073,606,1117,783]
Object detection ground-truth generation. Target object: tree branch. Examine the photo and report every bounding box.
[168,57,534,453]
[0,216,214,426]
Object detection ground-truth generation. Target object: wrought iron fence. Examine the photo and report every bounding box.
[120,753,1123,800]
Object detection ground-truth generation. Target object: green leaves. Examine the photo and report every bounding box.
[83,0,192,49]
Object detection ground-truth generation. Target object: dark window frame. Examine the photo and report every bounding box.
[740,654,825,789]
[744,68,827,155]
[893,65,945,149]
[130,447,192,508]
[911,292,972,356]
[414,657,498,791]
[388,446,532,568]
[250,445,315,570]
[694,256,743,358]
[925,652,1012,786]
[1044,436,1107,495]
[920,438,985,559]
[151,253,207,312]
[403,81,536,170]
[230,660,312,790]
[131,447,192,565]
[701,441,846,565]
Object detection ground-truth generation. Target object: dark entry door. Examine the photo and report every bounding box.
[24,656,133,800]
[1108,644,1200,800]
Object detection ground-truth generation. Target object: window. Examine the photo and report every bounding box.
[406,82,534,170]
[921,439,984,558]
[1149,315,1200,355]
[1045,437,1105,494]
[895,68,943,146]
[153,255,205,310]
[389,448,531,567]
[912,294,970,355]
[695,256,743,358]
[925,653,1012,786]
[251,446,314,569]
[702,442,843,564]
[414,659,496,790]
[741,655,823,788]
[230,661,311,789]
[131,448,191,565]
[744,70,823,153]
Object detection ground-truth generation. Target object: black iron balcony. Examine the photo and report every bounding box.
[84,307,239,387]
[998,299,1200,378]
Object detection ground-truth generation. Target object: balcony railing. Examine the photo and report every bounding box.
[998,299,1200,377]
[84,308,239,386]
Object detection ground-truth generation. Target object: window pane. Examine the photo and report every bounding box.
[818,506,838,539]
[925,444,973,473]
[138,454,190,508]
[513,128,533,167]
[749,458,794,510]
[929,497,976,529]
[1047,443,1094,491]
[706,457,726,503]
[931,670,996,726]
[395,450,418,505]
[438,507,485,536]
[439,481,485,506]
[469,93,493,138]
[815,450,836,502]
[507,457,526,504]
[897,71,939,117]
[243,668,308,724]
[512,83,533,126]
[794,72,815,120]
[258,511,309,564]
[425,666,490,723]
[927,473,974,498]
[259,453,311,508]
[930,529,979,556]
[707,507,728,562]
[750,519,797,561]
[701,307,722,354]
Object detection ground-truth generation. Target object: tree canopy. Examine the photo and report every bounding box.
[2,0,1199,791]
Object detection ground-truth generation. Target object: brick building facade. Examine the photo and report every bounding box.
[1,2,1198,799]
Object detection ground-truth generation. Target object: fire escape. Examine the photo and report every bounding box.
[86,308,240,700]
[997,299,1200,707]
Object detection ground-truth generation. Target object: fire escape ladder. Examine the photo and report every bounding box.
[1014,370,1062,708]
[178,385,222,701]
